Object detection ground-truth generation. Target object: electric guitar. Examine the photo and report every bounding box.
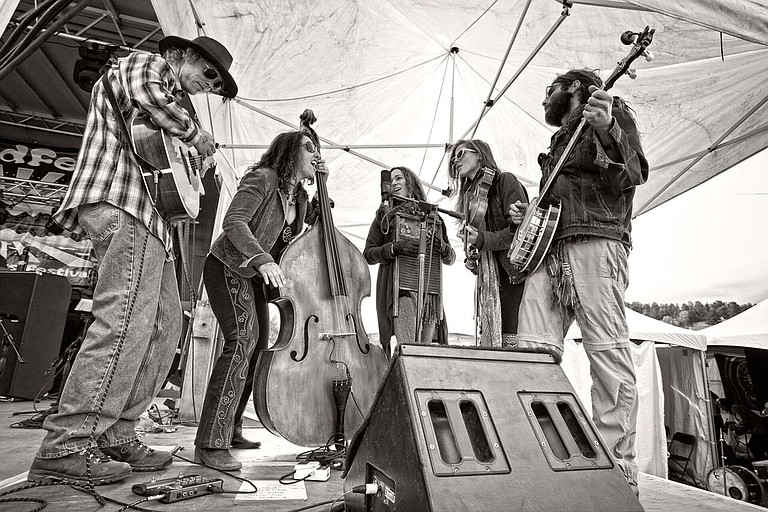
[507,26,654,284]
[131,114,213,221]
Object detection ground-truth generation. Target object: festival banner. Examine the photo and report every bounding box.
[0,140,96,289]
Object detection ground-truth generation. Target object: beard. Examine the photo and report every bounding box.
[544,89,572,127]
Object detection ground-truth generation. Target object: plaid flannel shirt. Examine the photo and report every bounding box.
[54,52,202,253]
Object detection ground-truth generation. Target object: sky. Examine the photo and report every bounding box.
[627,148,768,306]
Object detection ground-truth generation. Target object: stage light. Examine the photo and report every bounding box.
[72,45,113,92]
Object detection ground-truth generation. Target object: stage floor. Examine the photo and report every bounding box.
[1,398,766,512]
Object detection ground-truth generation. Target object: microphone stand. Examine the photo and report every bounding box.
[0,314,24,379]
[415,213,428,345]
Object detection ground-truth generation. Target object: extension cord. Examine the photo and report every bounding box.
[294,461,330,481]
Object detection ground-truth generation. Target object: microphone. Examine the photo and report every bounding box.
[380,169,392,211]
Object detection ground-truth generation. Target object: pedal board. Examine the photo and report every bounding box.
[132,474,224,503]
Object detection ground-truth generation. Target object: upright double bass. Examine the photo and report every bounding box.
[254,110,388,448]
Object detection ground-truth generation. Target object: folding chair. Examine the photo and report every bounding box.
[668,432,697,485]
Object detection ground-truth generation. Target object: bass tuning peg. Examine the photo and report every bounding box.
[620,30,636,45]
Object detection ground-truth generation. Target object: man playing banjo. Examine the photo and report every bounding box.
[508,68,648,497]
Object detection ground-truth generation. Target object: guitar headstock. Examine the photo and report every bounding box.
[603,26,655,91]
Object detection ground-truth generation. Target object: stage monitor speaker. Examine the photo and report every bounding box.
[343,344,643,512]
[0,271,71,400]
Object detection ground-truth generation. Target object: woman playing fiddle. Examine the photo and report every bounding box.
[450,139,528,347]
[194,131,326,471]
[364,166,455,358]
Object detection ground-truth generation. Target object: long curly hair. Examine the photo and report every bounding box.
[390,166,427,202]
[447,139,499,215]
[249,131,307,196]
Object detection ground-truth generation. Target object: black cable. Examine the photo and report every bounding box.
[0,0,73,68]
[0,0,58,58]
[112,495,161,512]
[0,1,92,81]
[278,498,337,512]
[277,469,312,485]
[328,490,355,512]
[295,434,348,471]
[0,496,46,512]
[0,480,161,512]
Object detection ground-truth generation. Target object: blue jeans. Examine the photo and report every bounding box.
[37,202,181,458]
[195,255,269,449]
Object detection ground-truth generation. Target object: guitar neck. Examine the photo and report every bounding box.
[537,27,653,202]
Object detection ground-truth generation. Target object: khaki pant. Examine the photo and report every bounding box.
[513,237,639,486]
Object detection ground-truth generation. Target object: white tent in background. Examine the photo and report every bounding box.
[702,298,768,350]
[561,309,714,486]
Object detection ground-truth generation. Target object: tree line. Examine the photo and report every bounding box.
[626,301,754,329]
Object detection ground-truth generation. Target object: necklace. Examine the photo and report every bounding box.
[282,225,293,242]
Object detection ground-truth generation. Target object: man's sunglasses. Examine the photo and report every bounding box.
[299,140,317,154]
[203,65,223,91]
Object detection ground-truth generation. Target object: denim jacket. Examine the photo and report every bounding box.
[539,99,648,248]
[210,167,310,278]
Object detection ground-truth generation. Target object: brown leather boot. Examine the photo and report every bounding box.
[28,449,132,485]
[194,447,242,471]
[230,428,261,449]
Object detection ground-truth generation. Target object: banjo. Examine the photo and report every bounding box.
[507,26,654,284]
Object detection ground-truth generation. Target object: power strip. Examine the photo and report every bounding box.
[294,461,331,482]
[132,474,224,503]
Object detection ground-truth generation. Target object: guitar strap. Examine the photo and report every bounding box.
[100,73,162,205]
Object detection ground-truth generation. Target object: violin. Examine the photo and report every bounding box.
[253,110,388,448]
[461,167,495,273]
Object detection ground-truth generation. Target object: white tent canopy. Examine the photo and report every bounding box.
[152,0,768,236]
[150,0,768,337]
[563,309,714,485]
[701,298,768,349]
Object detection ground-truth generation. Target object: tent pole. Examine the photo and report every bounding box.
[469,0,533,140]
[699,350,718,486]
[462,1,571,140]
[221,143,448,150]
[652,124,768,171]
[232,99,449,193]
[637,91,768,215]
[449,47,458,144]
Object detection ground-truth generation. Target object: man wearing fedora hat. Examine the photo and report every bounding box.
[28,35,238,485]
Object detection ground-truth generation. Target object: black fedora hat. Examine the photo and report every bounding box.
[159,35,238,98]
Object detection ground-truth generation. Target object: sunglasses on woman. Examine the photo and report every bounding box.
[299,140,317,154]
[203,65,223,91]
[452,147,477,163]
